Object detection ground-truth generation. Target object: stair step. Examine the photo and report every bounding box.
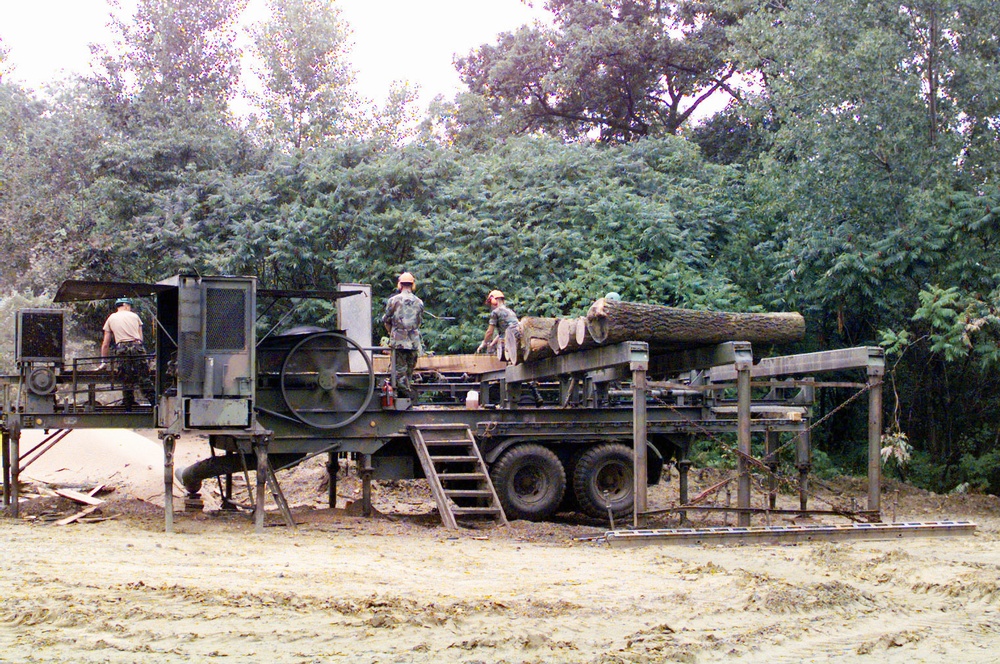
[430,455,480,463]
[444,490,493,497]
[422,438,473,445]
[452,507,503,515]
[437,473,487,481]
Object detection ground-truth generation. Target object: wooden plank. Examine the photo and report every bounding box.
[55,488,105,506]
[54,504,103,526]
[374,354,506,375]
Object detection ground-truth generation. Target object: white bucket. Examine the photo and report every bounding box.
[465,390,480,409]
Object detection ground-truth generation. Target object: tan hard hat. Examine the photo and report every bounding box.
[397,272,416,288]
[486,289,504,305]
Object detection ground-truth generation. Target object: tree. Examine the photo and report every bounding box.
[0,37,10,83]
[455,0,741,142]
[93,0,248,120]
[250,0,358,148]
[722,0,1000,482]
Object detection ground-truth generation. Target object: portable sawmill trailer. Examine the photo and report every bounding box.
[1,274,886,532]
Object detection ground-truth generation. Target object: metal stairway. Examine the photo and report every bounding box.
[407,424,507,529]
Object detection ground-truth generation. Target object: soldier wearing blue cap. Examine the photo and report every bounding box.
[101,297,155,409]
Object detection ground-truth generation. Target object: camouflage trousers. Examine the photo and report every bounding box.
[392,348,418,399]
[114,341,156,408]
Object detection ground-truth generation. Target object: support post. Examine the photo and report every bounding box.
[632,361,648,529]
[162,434,176,533]
[361,454,373,517]
[2,427,9,507]
[254,437,268,533]
[327,452,339,508]
[735,347,753,527]
[868,363,885,517]
[677,439,691,526]
[9,421,20,519]
[765,428,778,511]
[797,429,811,512]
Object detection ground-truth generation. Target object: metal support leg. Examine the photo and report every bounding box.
[736,354,752,528]
[327,452,339,508]
[632,364,648,529]
[2,428,9,508]
[360,454,373,517]
[868,366,884,517]
[796,423,811,512]
[765,428,778,510]
[677,455,691,526]
[255,438,268,533]
[9,421,20,519]
[162,434,176,533]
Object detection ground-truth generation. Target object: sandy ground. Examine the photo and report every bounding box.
[2,429,1000,663]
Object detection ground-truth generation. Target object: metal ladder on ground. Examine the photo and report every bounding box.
[407,424,507,530]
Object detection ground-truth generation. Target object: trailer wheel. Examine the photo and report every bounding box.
[490,444,566,521]
[573,443,634,520]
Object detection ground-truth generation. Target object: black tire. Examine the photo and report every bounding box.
[490,444,566,521]
[557,447,585,513]
[573,443,634,520]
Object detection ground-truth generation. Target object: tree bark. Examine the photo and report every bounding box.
[585,298,805,349]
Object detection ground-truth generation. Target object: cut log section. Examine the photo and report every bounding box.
[585,298,805,349]
[505,317,558,364]
[520,317,558,363]
[549,316,599,354]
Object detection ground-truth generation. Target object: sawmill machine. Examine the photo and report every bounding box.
[2,273,886,532]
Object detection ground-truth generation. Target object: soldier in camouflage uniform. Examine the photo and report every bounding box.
[477,290,520,360]
[381,272,424,399]
[477,290,543,406]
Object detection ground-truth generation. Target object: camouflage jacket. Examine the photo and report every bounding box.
[382,290,424,350]
[489,305,520,337]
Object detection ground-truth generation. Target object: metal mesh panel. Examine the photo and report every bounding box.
[17,311,64,361]
[178,331,203,381]
[205,288,246,351]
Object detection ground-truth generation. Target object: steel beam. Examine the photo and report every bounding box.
[709,346,885,382]
[502,342,649,384]
[735,344,753,527]
[650,341,751,375]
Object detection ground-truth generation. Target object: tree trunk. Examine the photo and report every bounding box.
[585,298,805,349]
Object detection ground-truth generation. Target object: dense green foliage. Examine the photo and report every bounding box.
[2,0,1000,492]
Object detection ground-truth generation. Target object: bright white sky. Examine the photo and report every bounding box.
[0,0,549,108]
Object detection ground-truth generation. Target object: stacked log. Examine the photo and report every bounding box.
[584,298,805,349]
[548,316,599,355]
[505,317,558,364]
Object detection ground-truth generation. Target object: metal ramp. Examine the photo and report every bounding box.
[407,424,507,530]
[604,521,977,547]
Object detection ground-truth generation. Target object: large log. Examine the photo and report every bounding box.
[548,317,576,355]
[512,316,558,364]
[585,298,805,348]
[574,315,599,351]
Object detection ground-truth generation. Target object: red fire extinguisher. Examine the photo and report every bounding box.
[381,379,395,408]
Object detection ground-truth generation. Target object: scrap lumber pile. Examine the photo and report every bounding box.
[506,298,805,365]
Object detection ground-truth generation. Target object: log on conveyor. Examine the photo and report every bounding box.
[585,298,805,348]
[548,316,599,354]
[507,317,558,364]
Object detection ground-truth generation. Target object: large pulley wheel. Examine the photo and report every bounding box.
[279,332,374,429]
